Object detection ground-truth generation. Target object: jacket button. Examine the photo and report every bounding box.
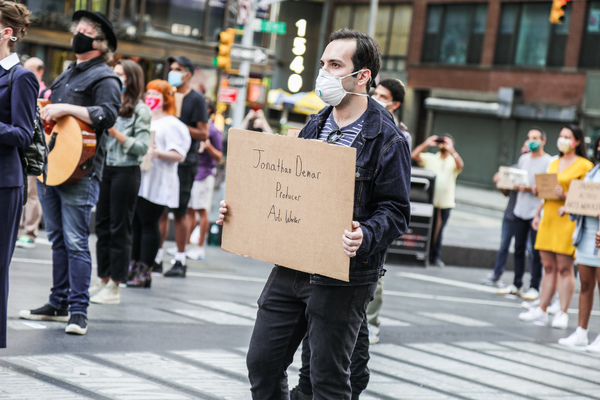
[356,172,360,178]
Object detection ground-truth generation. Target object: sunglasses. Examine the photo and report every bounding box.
[326,129,343,144]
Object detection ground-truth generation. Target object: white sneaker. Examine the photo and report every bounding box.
[497,284,521,296]
[90,281,120,305]
[186,246,206,260]
[558,326,588,348]
[88,280,107,298]
[547,297,561,315]
[518,306,548,325]
[586,335,600,353]
[368,324,380,344]
[521,298,540,309]
[552,311,569,330]
[522,288,539,301]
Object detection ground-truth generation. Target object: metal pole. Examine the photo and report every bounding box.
[231,1,257,129]
[367,0,378,37]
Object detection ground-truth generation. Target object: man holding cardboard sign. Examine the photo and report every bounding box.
[218,29,410,399]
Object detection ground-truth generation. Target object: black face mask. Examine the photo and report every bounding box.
[72,32,95,54]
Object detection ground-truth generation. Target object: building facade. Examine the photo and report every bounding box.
[327,0,600,187]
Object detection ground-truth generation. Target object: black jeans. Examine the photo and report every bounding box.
[513,216,542,290]
[297,317,370,399]
[247,266,376,400]
[429,208,451,262]
[131,196,165,267]
[96,165,140,282]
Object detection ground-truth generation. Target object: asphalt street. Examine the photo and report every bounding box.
[3,231,600,399]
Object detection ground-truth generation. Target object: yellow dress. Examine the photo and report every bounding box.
[535,157,594,255]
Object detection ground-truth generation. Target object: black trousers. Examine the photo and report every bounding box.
[95,166,141,282]
[131,196,165,267]
[0,186,22,348]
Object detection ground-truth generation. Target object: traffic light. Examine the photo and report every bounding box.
[216,28,236,70]
[549,0,570,25]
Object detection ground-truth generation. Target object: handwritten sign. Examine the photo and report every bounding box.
[497,166,529,190]
[222,129,356,281]
[535,173,560,200]
[564,180,600,217]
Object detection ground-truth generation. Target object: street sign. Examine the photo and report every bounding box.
[228,75,246,88]
[230,44,268,65]
[253,19,286,35]
[218,87,239,104]
[238,0,252,25]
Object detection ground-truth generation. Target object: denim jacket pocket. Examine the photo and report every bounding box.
[354,165,374,211]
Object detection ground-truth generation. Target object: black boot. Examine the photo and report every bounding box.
[127,262,152,288]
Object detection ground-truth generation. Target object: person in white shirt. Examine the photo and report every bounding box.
[128,79,190,287]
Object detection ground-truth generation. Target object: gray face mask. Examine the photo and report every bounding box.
[315,68,367,106]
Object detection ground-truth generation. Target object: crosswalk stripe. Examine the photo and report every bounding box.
[456,341,600,382]
[188,300,258,319]
[97,352,252,400]
[2,354,192,399]
[0,365,88,399]
[396,272,499,293]
[418,312,493,327]
[371,343,574,399]
[172,309,255,325]
[369,351,524,399]
[408,342,598,398]
[497,341,600,370]
[378,316,410,327]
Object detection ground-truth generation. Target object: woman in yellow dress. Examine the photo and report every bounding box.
[519,125,593,329]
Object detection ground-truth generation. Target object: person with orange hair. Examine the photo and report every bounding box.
[127,79,190,287]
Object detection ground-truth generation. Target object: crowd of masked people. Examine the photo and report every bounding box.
[479,125,600,353]
[0,4,222,342]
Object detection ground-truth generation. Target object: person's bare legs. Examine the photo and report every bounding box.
[186,208,197,245]
[555,253,575,312]
[174,214,188,253]
[539,251,558,311]
[198,209,209,247]
[158,211,169,248]
[577,264,597,329]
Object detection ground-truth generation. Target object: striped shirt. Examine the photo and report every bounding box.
[318,111,366,147]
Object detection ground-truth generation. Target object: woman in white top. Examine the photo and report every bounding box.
[129,79,190,287]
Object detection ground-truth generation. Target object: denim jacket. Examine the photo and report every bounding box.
[571,163,600,246]
[297,99,411,285]
[105,101,151,167]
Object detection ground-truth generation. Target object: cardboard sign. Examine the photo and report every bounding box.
[497,166,529,190]
[535,173,560,200]
[139,130,155,171]
[564,180,600,217]
[222,129,356,281]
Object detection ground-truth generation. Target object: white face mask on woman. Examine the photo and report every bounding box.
[0,28,17,42]
[315,68,367,106]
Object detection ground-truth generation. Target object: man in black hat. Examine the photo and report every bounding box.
[156,55,208,277]
[19,11,121,336]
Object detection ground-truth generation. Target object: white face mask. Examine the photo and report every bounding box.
[371,97,393,109]
[315,68,367,106]
[0,28,17,42]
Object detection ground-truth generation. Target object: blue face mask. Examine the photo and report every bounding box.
[119,76,126,94]
[168,70,184,88]
[527,140,541,152]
